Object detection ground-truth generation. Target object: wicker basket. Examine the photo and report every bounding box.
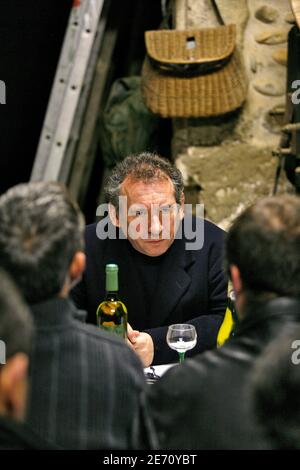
[141,24,247,118]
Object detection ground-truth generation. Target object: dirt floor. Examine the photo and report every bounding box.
[177,141,294,230]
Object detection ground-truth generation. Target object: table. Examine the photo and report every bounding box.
[144,363,176,383]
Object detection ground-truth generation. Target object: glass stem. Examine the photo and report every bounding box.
[179,352,185,363]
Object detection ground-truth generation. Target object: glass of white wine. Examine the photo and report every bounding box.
[166,324,197,363]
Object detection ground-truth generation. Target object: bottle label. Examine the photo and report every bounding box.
[98,323,126,338]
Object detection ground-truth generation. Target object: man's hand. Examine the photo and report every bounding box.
[127,323,154,367]
[127,322,141,350]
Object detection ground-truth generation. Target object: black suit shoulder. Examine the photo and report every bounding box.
[204,218,225,238]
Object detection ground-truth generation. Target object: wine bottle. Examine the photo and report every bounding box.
[96,264,128,339]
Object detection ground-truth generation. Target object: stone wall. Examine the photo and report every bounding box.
[173,0,295,229]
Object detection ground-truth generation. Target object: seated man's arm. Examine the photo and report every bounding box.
[144,234,228,365]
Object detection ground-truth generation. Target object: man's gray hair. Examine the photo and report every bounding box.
[104,152,184,211]
[0,182,85,304]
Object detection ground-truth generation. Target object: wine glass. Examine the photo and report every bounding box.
[166,324,197,363]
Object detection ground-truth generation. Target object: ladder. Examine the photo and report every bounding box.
[30,0,107,184]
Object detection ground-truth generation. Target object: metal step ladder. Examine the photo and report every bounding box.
[30,0,107,185]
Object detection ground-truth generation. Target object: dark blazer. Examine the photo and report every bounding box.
[71,216,228,364]
[0,416,56,450]
[27,297,146,450]
[137,298,300,449]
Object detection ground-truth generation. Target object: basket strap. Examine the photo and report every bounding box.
[151,55,231,77]
[158,0,226,29]
[161,1,226,29]
[160,0,173,29]
[211,0,225,26]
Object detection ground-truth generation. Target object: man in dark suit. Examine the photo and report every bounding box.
[0,182,146,450]
[71,152,227,366]
[137,195,300,449]
[251,327,300,449]
[0,269,53,449]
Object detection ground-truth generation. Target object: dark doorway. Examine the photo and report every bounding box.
[0,0,72,195]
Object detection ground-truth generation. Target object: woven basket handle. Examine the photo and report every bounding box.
[160,0,226,29]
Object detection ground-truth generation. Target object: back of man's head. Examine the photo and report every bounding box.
[226,195,300,298]
[0,182,85,304]
[0,269,33,421]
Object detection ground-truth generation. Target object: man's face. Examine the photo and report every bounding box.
[115,177,184,257]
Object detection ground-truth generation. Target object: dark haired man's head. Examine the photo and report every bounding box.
[104,152,185,257]
[0,182,86,304]
[251,330,300,449]
[225,195,300,317]
[0,269,33,421]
